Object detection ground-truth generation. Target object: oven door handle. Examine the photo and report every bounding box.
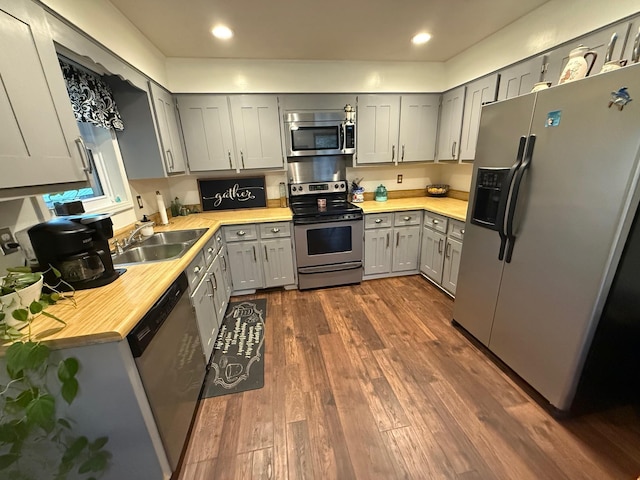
[298,261,362,274]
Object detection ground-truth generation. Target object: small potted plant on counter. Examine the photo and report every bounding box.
[0,267,112,478]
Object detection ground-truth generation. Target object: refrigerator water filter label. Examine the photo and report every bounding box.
[546,110,562,127]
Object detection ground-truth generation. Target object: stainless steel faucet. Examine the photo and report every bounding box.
[124,222,155,248]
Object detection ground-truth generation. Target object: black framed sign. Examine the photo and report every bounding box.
[198,177,267,211]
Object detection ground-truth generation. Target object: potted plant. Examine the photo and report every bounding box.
[0,267,112,478]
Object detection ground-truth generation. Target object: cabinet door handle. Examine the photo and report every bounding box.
[403,216,411,221]
[445,241,451,258]
[253,245,257,262]
[401,144,405,161]
[237,230,246,236]
[391,145,395,161]
[207,277,215,297]
[75,137,92,174]
[211,271,218,290]
[221,255,227,271]
[241,150,245,168]
[386,232,390,248]
[396,231,400,248]
[438,238,443,253]
[452,141,457,159]
[228,151,233,169]
[375,218,382,224]
[271,227,280,233]
[166,149,174,170]
[264,245,269,262]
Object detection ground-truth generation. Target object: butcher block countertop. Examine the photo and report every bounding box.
[9,197,467,351]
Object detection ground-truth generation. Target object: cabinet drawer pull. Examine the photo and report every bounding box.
[207,247,214,254]
[438,238,443,253]
[375,218,383,224]
[433,219,439,224]
[264,245,269,262]
[237,230,246,236]
[217,235,222,242]
[271,227,280,233]
[403,216,411,221]
[461,229,465,235]
[194,265,201,274]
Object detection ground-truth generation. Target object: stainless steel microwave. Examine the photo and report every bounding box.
[284,111,355,157]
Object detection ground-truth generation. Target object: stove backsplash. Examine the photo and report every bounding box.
[287,155,349,184]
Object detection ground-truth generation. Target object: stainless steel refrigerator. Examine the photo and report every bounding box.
[453,63,640,413]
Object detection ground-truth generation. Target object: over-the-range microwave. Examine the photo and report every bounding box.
[283,111,355,157]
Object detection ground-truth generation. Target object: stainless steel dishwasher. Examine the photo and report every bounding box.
[127,273,206,471]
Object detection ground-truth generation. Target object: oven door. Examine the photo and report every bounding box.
[294,219,363,269]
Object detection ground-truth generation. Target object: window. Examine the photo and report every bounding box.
[43,122,132,213]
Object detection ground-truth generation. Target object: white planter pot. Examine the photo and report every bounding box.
[0,276,44,330]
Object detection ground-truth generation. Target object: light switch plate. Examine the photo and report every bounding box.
[0,227,19,255]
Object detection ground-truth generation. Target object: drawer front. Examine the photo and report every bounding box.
[394,210,422,227]
[259,222,291,239]
[185,250,207,290]
[224,224,258,242]
[424,212,448,233]
[448,219,466,241]
[365,213,393,229]
[203,230,222,266]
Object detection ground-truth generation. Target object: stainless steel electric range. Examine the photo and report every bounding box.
[287,156,363,290]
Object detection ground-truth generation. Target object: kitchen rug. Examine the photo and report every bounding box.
[201,299,266,398]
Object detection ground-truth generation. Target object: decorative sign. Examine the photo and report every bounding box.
[198,177,267,211]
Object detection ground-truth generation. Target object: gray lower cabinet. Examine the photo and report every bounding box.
[420,226,446,283]
[225,222,295,293]
[191,267,218,361]
[0,0,88,195]
[364,228,392,275]
[419,213,465,296]
[363,211,422,278]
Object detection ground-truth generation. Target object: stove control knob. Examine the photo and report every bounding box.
[340,183,345,189]
[334,184,339,189]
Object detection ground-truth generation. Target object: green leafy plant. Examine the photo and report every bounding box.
[0,268,111,479]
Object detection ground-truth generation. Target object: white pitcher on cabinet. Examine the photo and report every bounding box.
[558,45,597,84]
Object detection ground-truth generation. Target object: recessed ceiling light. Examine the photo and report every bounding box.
[212,25,233,40]
[412,32,432,45]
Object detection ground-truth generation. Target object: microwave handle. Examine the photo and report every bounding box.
[340,123,346,152]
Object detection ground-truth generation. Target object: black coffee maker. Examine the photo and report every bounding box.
[28,214,120,290]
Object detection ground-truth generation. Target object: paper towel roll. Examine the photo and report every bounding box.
[156,191,169,225]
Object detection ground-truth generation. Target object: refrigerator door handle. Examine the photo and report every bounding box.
[504,134,536,263]
[497,136,527,261]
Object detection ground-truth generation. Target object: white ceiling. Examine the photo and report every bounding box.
[107,0,551,62]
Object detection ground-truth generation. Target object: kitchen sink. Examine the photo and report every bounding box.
[139,229,209,246]
[111,228,209,266]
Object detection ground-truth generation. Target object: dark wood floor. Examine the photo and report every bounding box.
[178,276,640,479]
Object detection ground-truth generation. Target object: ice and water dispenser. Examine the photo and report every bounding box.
[471,167,510,230]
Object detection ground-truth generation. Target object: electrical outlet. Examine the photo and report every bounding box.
[0,227,19,255]
[397,174,403,184]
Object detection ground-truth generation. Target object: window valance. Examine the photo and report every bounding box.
[58,59,124,131]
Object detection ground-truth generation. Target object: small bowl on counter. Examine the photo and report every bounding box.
[426,184,450,197]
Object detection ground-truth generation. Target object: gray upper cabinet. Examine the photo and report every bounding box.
[0,0,88,195]
[436,86,466,162]
[542,23,628,85]
[229,95,284,170]
[356,95,401,164]
[398,94,439,163]
[178,95,236,171]
[178,94,284,172]
[459,74,499,161]
[279,94,357,112]
[357,94,438,165]
[497,56,544,100]
[149,82,186,174]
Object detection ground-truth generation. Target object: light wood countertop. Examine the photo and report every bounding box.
[14,198,467,350]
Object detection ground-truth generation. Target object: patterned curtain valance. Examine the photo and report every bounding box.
[58,59,124,131]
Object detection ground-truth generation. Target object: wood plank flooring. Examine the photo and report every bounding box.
[178,276,640,480]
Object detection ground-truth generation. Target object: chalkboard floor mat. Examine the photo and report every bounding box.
[201,299,266,398]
